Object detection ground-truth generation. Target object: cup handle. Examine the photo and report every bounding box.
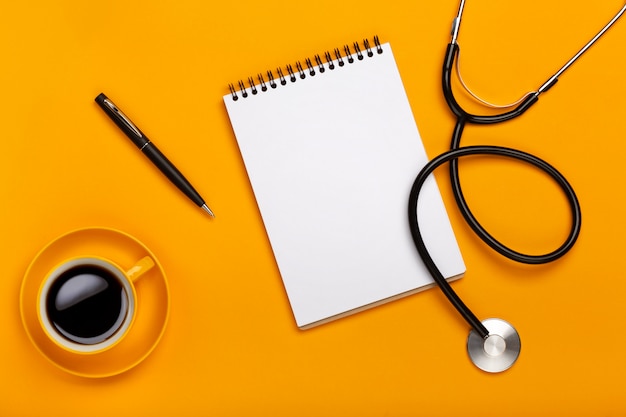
[126,256,155,282]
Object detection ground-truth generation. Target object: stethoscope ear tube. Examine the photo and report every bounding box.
[408,145,582,339]
[442,43,539,124]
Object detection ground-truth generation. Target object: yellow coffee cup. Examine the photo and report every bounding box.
[37,255,154,354]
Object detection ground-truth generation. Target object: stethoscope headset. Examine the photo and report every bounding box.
[408,1,626,372]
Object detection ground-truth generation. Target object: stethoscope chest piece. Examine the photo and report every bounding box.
[467,318,521,373]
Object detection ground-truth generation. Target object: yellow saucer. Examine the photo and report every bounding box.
[20,227,170,378]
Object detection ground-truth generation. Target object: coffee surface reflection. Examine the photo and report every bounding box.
[46,265,128,345]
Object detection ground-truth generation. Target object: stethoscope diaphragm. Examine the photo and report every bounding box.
[467,318,521,373]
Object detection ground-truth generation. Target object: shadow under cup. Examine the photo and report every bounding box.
[37,256,152,354]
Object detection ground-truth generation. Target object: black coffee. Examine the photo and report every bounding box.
[46,265,128,345]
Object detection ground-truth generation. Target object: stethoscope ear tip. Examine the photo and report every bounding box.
[467,318,521,373]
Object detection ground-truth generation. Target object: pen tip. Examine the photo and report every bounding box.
[202,204,215,218]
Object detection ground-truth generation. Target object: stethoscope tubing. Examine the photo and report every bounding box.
[410,0,623,365]
[447,118,582,265]
[442,42,582,265]
[408,145,582,339]
[408,41,584,339]
[442,43,542,123]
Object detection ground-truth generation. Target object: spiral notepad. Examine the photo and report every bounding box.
[224,37,465,329]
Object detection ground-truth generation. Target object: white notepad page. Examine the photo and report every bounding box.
[224,41,465,329]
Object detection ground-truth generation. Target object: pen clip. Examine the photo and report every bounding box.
[102,98,143,138]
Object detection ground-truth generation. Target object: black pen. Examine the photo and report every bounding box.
[95,93,215,217]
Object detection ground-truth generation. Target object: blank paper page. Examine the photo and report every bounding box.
[224,42,465,328]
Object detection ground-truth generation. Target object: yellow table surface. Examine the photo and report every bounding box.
[2,1,625,415]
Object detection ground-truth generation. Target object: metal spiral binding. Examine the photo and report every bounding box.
[228,36,383,101]
[286,64,296,82]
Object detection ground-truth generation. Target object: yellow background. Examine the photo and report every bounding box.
[1,0,625,415]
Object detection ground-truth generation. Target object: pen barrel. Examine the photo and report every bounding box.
[95,93,149,148]
[141,143,205,207]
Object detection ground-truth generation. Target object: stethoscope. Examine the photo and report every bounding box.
[409,1,626,373]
